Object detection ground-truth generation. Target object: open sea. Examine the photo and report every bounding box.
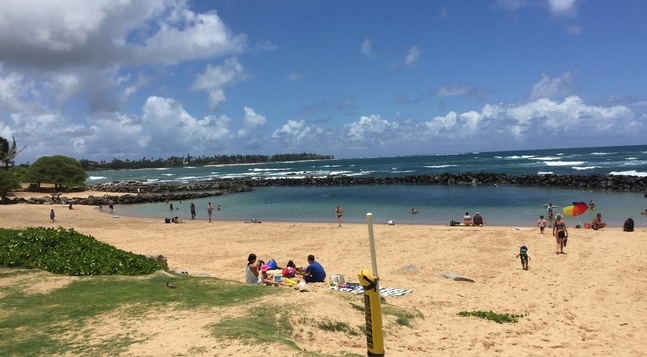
[87,145,647,227]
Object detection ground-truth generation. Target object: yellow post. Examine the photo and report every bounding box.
[360,212,384,356]
[359,268,385,357]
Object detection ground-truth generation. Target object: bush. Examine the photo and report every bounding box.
[0,227,165,276]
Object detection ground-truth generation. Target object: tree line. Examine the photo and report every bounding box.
[79,152,334,171]
[0,136,333,199]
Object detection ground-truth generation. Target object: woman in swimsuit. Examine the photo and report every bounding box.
[552,214,568,254]
[335,205,343,227]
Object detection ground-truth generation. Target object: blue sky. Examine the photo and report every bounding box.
[1,0,646,164]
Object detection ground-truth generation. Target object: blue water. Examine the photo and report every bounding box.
[92,145,647,227]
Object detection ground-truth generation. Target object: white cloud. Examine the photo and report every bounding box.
[548,0,577,16]
[271,120,323,144]
[529,72,576,100]
[344,115,399,146]
[0,69,31,112]
[404,46,421,67]
[237,106,267,137]
[192,58,247,110]
[361,38,376,58]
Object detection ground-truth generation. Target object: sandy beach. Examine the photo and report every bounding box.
[1,190,646,356]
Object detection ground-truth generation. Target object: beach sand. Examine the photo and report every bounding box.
[1,191,646,356]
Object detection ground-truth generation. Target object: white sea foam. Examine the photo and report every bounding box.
[544,161,585,167]
[424,165,457,168]
[146,178,159,182]
[250,168,290,172]
[88,176,106,180]
[154,168,170,171]
[392,170,415,173]
[609,170,647,177]
[320,165,341,168]
[529,156,559,161]
[161,173,175,176]
[538,171,554,175]
[591,152,614,156]
[572,166,599,171]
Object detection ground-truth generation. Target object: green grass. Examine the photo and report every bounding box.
[457,310,525,324]
[0,270,281,356]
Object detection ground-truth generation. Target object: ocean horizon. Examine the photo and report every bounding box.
[88,145,647,227]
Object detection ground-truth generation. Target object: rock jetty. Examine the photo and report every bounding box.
[3,173,646,205]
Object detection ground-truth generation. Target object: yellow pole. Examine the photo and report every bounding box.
[359,213,384,356]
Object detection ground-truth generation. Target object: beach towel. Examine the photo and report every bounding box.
[330,284,412,297]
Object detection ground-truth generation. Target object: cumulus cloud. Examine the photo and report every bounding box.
[529,72,576,100]
[271,120,324,144]
[237,106,267,137]
[494,0,529,11]
[344,115,399,147]
[404,46,421,67]
[192,58,247,110]
[361,39,376,58]
[567,24,582,34]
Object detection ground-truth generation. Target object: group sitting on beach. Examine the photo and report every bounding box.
[245,254,325,287]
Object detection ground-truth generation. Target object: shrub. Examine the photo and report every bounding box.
[0,227,165,276]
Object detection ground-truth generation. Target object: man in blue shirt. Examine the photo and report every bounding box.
[304,254,326,283]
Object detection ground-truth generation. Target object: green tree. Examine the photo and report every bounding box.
[0,170,21,201]
[0,136,27,170]
[23,155,87,191]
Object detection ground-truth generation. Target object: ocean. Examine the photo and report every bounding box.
[87,145,647,227]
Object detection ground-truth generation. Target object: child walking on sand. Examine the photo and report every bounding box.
[537,215,547,234]
[516,245,530,270]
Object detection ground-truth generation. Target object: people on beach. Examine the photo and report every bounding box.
[516,245,531,270]
[623,218,634,232]
[303,254,326,283]
[335,205,343,227]
[207,202,213,223]
[589,199,596,210]
[591,213,607,230]
[411,208,417,215]
[217,204,221,211]
[245,253,262,284]
[109,199,114,212]
[172,216,183,223]
[463,212,472,226]
[546,203,555,219]
[537,215,547,234]
[190,203,196,219]
[642,208,647,215]
[50,209,56,223]
[473,212,484,226]
[68,203,73,210]
[553,213,568,254]
[169,203,174,211]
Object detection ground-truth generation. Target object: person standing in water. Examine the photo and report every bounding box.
[207,202,213,223]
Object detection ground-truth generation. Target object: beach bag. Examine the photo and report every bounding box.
[623,218,634,232]
[267,259,278,270]
[329,274,345,286]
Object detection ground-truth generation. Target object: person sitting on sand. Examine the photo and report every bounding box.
[172,216,183,223]
[473,212,484,226]
[463,212,472,225]
[260,262,280,286]
[591,213,607,230]
[245,253,262,284]
[303,254,326,283]
[516,245,531,270]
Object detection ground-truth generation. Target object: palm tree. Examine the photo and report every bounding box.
[0,136,27,170]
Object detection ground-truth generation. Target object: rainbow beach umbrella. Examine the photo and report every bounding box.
[562,201,589,225]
